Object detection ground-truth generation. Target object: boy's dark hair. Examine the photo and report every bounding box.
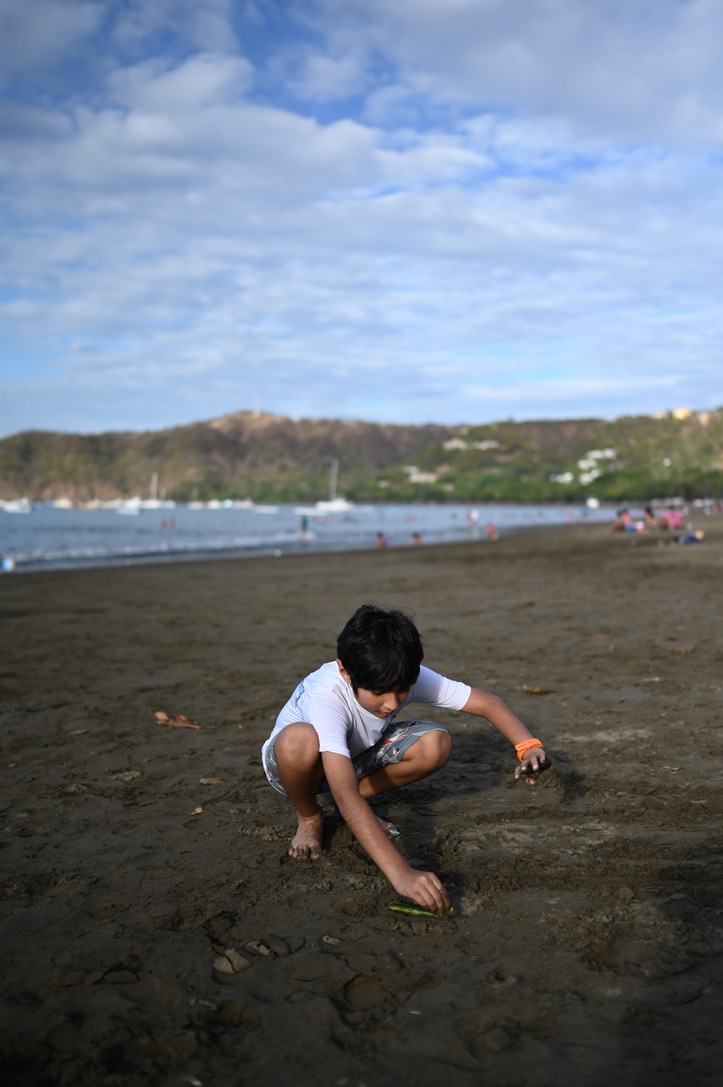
[336,604,423,692]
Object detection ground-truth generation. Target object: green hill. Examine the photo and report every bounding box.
[1,407,721,504]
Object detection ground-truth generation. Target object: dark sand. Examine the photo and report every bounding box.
[1,521,722,1087]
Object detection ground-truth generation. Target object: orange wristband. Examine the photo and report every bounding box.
[515,738,544,761]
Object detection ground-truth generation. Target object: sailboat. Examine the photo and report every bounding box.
[141,472,176,509]
[315,458,353,512]
[295,459,354,515]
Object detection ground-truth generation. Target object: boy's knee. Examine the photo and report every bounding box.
[415,728,452,768]
[275,723,320,764]
[434,729,453,764]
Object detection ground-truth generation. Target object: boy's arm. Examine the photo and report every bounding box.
[461,687,550,784]
[321,750,451,914]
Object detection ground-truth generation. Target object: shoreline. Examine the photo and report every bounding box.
[2,520,722,1086]
[2,524,551,576]
[0,519,564,576]
[1,515,626,577]
[0,500,616,575]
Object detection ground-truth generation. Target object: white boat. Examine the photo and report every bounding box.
[313,496,354,513]
[115,498,142,515]
[300,459,354,514]
[141,472,176,508]
[0,498,32,513]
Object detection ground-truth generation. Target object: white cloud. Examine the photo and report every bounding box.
[108,53,254,112]
[287,52,366,101]
[110,0,239,55]
[1,0,723,437]
[309,0,723,146]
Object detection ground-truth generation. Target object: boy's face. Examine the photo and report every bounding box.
[337,661,409,718]
[355,686,410,718]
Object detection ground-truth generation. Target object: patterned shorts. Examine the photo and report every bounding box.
[263,719,448,797]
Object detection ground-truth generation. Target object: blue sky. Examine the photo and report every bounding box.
[1,0,722,437]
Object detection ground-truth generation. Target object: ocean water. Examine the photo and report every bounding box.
[0,501,608,573]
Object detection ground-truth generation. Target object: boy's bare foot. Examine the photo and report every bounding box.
[289,811,324,860]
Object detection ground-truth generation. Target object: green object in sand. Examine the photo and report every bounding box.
[387,901,455,918]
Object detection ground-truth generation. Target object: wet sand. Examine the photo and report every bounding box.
[1,520,722,1086]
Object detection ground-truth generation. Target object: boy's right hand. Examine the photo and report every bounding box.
[514,746,550,785]
[393,867,451,915]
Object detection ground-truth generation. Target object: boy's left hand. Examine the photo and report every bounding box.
[514,747,550,785]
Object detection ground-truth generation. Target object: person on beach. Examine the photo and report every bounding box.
[262,604,550,914]
[607,508,634,533]
[661,506,685,531]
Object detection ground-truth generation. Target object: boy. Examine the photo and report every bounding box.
[262,604,549,915]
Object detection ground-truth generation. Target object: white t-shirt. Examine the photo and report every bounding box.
[262,661,471,763]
